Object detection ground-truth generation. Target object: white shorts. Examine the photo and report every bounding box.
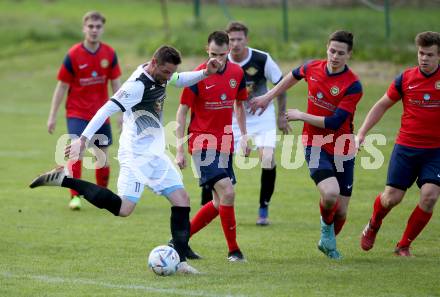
[117,150,183,203]
[232,103,277,151]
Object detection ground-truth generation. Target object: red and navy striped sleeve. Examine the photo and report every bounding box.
[57,54,74,83]
[292,60,311,80]
[180,84,198,108]
[386,73,404,101]
[109,52,121,79]
[337,80,363,114]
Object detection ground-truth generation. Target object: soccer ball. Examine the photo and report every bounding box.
[147,245,180,276]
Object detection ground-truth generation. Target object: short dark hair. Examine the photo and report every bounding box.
[328,30,354,52]
[416,31,440,52]
[153,45,182,65]
[225,21,249,37]
[207,31,229,47]
[83,11,106,24]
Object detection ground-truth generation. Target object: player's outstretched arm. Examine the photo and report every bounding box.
[175,104,190,169]
[357,94,396,147]
[169,58,221,88]
[47,81,69,134]
[286,108,325,128]
[250,72,298,116]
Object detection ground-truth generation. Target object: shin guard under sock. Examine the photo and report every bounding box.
[61,177,121,216]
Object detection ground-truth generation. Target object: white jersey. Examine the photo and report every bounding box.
[81,64,207,200]
[112,65,168,156]
[229,48,283,148]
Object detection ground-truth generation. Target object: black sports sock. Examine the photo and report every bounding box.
[200,185,213,206]
[170,206,190,262]
[61,177,122,216]
[259,166,276,209]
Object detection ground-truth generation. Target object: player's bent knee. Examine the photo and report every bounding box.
[323,190,339,203]
[119,199,136,217]
[383,187,405,207]
[420,192,439,211]
[168,189,190,207]
[220,190,235,205]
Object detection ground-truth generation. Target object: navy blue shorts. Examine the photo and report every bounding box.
[304,146,355,197]
[387,144,440,190]
[67,117,112,148]
[192,149,236,189]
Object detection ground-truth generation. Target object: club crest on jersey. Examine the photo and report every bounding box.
[424,93,431,101]
[316,92,324,99]
[435,81,440,90]
[220,93,227,101]
[100,59,109,68]
[330,86,339,96]
[245,67,258,76]
[229,79,237,89]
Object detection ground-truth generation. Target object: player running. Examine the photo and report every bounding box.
[175,31,250,262]
[250,30,363,259]
[358,31,440,257]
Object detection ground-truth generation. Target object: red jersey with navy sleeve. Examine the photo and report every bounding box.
[180,61,247,154]
[57,42,121,121]
[387,65,440,148]
[292,59,363,155]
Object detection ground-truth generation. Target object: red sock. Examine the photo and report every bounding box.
[398,205,432,248]
[320,200,339,225]
[334,217,346,236]
[370,193,391,229]
[67,160,82,197]
[96,166,110,188]
[190,201,219,237]
[219,205,239,252]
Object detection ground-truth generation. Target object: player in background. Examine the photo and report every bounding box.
[176,31,250,262]
[206,21,289,226]
[358,31,440,257]
[30,45,221,274]
[47,11,121,210]
[250,31,363,259]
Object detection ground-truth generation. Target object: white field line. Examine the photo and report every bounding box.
[1,271,248,297]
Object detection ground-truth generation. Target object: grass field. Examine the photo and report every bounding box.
[1,1,440,297]
[1,0,440,62]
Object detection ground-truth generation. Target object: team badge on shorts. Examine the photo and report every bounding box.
[435,80,440,90]
[229,79,237,88]
[330,86,339,96]
[100,59,109,68]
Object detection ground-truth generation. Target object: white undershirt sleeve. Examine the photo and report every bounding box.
[82,101,120,140]
[168,70,206,87]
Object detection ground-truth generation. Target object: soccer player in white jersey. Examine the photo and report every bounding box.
[224,22,291,225]
[30,46,220,274]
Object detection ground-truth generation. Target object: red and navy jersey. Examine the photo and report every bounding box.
[57,42,121,121]
[292,59,363,155]
[387,65,440,148]
[180,61,247,154]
